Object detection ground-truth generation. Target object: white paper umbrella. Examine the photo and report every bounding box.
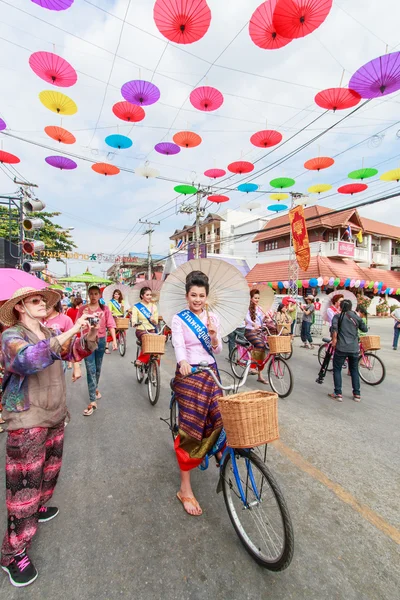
[158,258,249,337]
[131,280,164,304]
[135,165,160,179]
[321,290,357,322]
[102,283,134,309]
[256,285,275,313]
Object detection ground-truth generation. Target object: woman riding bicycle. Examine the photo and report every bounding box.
[171,271,223,517]
[132,287,158,367]
[275,303,292,335]
[108,289,125,318]
[244,289,271,384]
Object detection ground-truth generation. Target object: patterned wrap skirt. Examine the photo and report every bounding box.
[173,364,223,471]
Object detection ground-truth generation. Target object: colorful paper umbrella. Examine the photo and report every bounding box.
[135,164,160,179]
[304,156,334,171]
[39,90,77,115]
[173,131,202,148]
[308,183,332,193]
[270,193,288,201]
[208,195,229,203]
[31,0,74,9]
[204,168,226,178]
[314,87,361,111]
[238,183,259,192]
[44,125,76,144]
[270,177,295,188]
[154,142,180,156]
[153,0,211,44]
[190,86,223,111]
[349,52,400,98]
[273,0,332,39]
[121,80,160,106]
[338,183,367,195]
[250,129,282,148]
[105,134,132,150]
[249,0,292,50]
[45,155,77,170]
[112,101,145,122]
[227,161,254,174]
[29,51,77,87]
[174,185,197,195]
[348,168,378,180]
[268,204,287,212]
[0,119,6,131]
[380,168,400,182]
[0,151,20,164]
[92,163,120,176]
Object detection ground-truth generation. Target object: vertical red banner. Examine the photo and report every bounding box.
[289,205,310,271]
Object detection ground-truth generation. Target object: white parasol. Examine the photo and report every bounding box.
[255,285,275,313]
[102,283,135,309]
[158,258,249,337]
[321,290,357,322]
[131,280,164,305]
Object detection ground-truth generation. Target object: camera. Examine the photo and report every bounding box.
[87,316,100,326]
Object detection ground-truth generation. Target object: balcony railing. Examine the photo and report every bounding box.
[391,255,400,267]
[372,250,390,266]
[354,246,369,262]
[322,241,355,258]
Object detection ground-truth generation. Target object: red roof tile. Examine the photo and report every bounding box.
[360,217,400,240]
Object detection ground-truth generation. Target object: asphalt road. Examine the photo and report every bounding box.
[0,318,399,599]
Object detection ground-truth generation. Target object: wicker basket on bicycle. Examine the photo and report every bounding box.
[267,335,291,354]
[218,391,279,449]
[114,317,129,330]
[360,335,380,351]
[141,334,166,355]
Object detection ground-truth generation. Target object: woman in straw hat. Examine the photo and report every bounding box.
[0,287,98,588]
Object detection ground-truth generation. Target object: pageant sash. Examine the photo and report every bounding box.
[135,302,153,325]
[110,299,123,315]
[177,309,213,357]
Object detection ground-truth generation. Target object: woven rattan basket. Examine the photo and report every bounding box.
[267,335,291,354]
[114,317,129,330]
[360,335,381,351]
[218,390,279,449]
[142,334,166,355]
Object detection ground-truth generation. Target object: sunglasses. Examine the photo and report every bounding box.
[25,297,46,305]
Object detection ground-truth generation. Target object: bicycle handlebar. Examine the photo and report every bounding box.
[190,360,252,392]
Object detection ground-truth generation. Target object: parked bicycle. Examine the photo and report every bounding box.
[318,337,385,385]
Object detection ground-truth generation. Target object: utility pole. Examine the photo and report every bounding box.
[139,219,160,280]
[178,189,208,259]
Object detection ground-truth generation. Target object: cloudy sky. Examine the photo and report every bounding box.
[0,0,400,277]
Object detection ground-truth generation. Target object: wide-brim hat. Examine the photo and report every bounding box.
[305,294,315,301]
[0,287,60,327]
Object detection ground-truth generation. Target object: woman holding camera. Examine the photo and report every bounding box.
[77,285,116,416]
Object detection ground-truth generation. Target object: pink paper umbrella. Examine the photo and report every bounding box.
[154,0,211,45]
[45,155,77,170]
[0,119,6,130]
[204,168,226,178]
[29,51,77,87]
[0,151,20,164]
[154,142,180,155]
[0,268,49,301]
[31,0,74,10]
[121,80,160,106]
[249,0,292,50]
[250,129,282,148]
[190,86,223,111]
[349,52,400,99]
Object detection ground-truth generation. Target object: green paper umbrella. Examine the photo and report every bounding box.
[50,284,64,290]
[270,177,295,189]
[174,184,197,195]
[348,168,378,180]
[58,270,112,285]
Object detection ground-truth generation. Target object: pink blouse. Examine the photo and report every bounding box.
[46,313,74,334]
[77,304,116,338]
[171,310,222,366]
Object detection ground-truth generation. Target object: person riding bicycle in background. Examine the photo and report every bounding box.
[108,289,125,318]
[329,299,368,403]
[132,287,158,367]
[275,303,292,335]
[244,289,269,385]
[171,271,223,517]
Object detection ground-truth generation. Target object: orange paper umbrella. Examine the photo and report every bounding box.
[44,125,76,144]
[112,101,145,122]
[39,90,77,115]
[0,150,20,164]
[304,156,334,171]
[173,131,202,148]
[92,163,120,176]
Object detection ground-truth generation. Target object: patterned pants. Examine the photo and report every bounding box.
[1,422,65,566]
[84,336,106,403]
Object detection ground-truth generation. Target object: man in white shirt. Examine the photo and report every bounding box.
[391,307,400,350]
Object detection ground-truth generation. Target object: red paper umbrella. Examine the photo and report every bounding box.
[314,87,361,111]
[0,150,20,164]
[29,51,77,87]
[173,131,202,148]
[190,86,223,111]
[250,129,282,148]
[204,168,226,178]
[44,125,76,144]
[208,195,229,203]
[227,161,254,175]
[304,156,334,171]
[153,0,211,45]
[338,183,367,195]
[273,0,333,39]
[92,163,120,176]
[112,101,145,123]
[249,0,292,50]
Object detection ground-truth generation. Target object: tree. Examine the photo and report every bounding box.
[0,206,76,263]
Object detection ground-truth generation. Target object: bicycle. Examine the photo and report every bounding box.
[318,338,386,385]
[133,322,167,405]
[166,361,294,571]
[115,328,126,357]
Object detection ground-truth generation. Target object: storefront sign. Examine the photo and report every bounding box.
[187,243,207,260]
[338,241,355,257]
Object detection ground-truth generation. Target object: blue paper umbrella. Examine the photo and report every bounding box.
[237,183,259,193]
[268,204,287,212]
[105,134,133,149]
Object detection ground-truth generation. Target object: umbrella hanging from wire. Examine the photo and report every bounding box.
[121,80,160,106]
[190,86,224,111]
[270,177,295,188]
[204,168,226,178]
[304,156,334,171]
[270,192,288,200]
[153,0,211,44]
[314,87,361,111]
[273,0,333,39]
[92,163,120,176]
[105,134,132,150]
[208,195,230,203]
[31,0,74,10]
[174,185,197,195]
[135,163,160,179]
[308,183,332,194]
[45,155,77,170]
[29,51,77,87]
[250,129,282,148]
[380,168,400,182]
[112,101,145,122]
[348,168,378,180]
[0,119,6,131]
[349,52,400,98]
[0,151,20,164]
[155,142,181,155]
[238,183,259,193]
[44,125,76,144]
[268,204,287,212]
[173,131,202,148]
[39,90,77,115]
[228,161,254,174]
[338,183,367,195]
[249,0,292,50]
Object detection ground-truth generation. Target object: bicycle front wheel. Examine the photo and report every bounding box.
[221,449,294,571]
[147,359,160,405]
[267,357,293,398]
[230,347,247,379]
[318,344,333,371]
[136,346,144,383]
[358,352,386,386]
[118,331,126,357]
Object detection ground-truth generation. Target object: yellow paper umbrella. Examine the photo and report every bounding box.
[380,169,400,182]
[270,193,289,201]
[308,183,332,194]
[39,90,77,115]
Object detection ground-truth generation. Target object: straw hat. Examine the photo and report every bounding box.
[305,294,315,301]
[0,287,60,327]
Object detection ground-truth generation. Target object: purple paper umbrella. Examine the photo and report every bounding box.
[121,80,160,106]
[31,0,74,10]
[154,142,180,156]
[349,51,400,98]
[0,119,6,131]
[45,155,77,170]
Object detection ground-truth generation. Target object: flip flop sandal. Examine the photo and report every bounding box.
[176,492,202,516]
[257,378,268,385]
[95,391,102,400]
[83,403,97,416]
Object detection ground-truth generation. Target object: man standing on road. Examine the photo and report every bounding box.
[299,295,315,349]
[391,306,400,350]
[329,299,368,403]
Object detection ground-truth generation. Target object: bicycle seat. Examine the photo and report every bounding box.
[236,335,251,348]
[322,338,332,343]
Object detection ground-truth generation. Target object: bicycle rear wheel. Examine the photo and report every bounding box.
[136,346,144,383]
[147,359,160,405]
[318,344,333,371]
[221,449,294,571]
[170,394,178,441]
[358,352,385,386]
[118,331,126,357]
[230,347,247,379]
[278,344,293,360]
[267,357,293,398]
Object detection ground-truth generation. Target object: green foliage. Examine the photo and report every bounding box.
[390,304,398,313]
